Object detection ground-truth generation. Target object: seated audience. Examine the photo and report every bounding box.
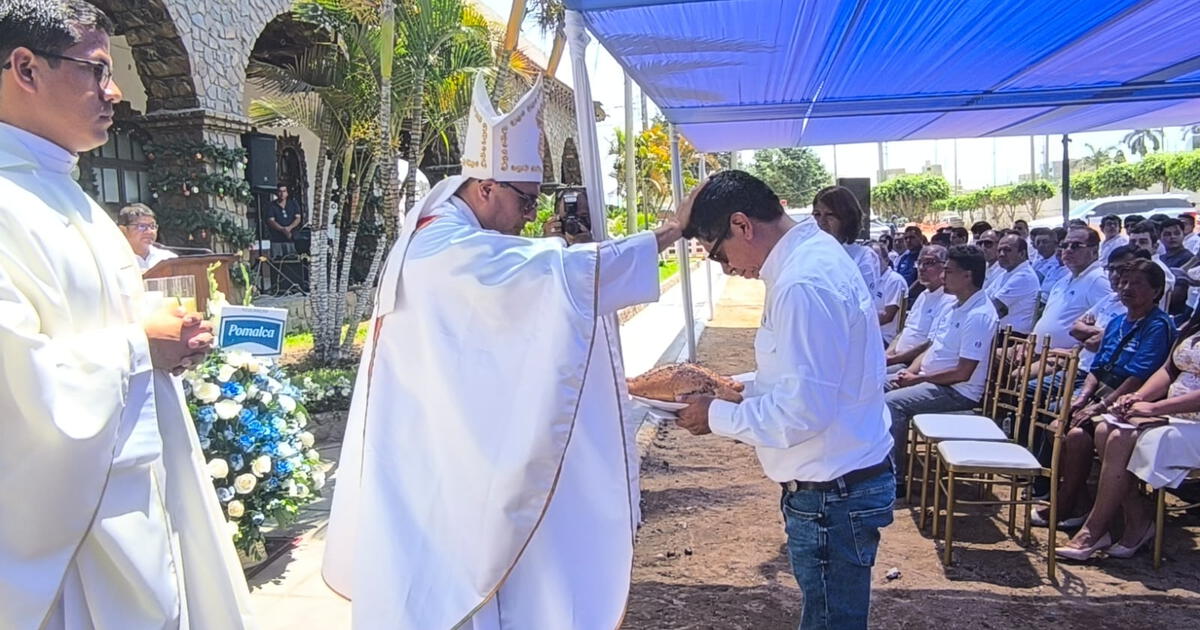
[896,225,924,286]
[950,226,969,246]
[1031,226,1112,351]
[1098,214,1129,262]
[1031,227,1066,300]
[1013,219,1031,246]
[812,185,878,295]
[880,233,899,265]
[1053,305,1200,561]
[986,233,1040,335]
[872,241,909,347]
[978,229,1003,291]
[1158,217,1194,318]
[1123,213,1146,238]
[117,203,177,272]
[1037,260,1175,535]
[1128,219,1176,312]
[1182,212,1200,254]
[885,245,998,495]
[931,231,952,247]
[970,221,993,242]
[886,245,955,369]
[1070,247,1149,375]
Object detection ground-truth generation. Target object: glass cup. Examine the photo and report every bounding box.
[144,275,197,314]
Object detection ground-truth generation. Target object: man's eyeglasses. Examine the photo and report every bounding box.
[1058,241,1091,251]
[917,259,944,269]
[498,182,537,212]
[124,222,158,232]
[2,49,112,89]
[707,223,733,264]
[976,239,997,247]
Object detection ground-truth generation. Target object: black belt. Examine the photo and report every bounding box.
[781,458,893,493]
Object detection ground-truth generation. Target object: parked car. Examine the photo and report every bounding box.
[1029,193,1194,229]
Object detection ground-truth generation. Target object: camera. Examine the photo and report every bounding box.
[543,185,592,241]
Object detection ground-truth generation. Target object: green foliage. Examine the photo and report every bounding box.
[293,366,356,413]
[610,119,717,217]
[607,210,654,238]
[144,140,255,247]
[1135,151,1179,191]
[657,259,679,283]
[1009,180,1056,218]
[1123,128,1163,157]
[1092,162,1140,197]
[158,207,255,250]
[1167,151,1200,194]
[872,173,951,223]
[748,147,832,208]
[520,193,557,237]
[1070,170,1097,200]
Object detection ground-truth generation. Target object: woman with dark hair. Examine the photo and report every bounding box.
[813,185,878,295]
[1044,259,1177,559]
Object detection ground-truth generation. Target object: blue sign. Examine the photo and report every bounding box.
[218,306,288,356]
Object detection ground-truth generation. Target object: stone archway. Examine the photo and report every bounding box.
[91,0,199,112]
[541,135,556,185]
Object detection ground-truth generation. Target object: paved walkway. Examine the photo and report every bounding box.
[247,263,729,627]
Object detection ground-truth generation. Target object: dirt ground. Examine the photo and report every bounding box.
[623,277,1200,630]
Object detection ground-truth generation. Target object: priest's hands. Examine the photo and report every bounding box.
[146,308,215,375]
[653,183,705,253]
[675,394,714,435]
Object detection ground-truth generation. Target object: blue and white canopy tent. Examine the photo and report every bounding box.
[562,0,1200,358]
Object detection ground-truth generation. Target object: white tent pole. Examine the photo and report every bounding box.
[564,11,609,242]
[698,154,714,321]
[624,72,637,235]
[669,123,697,360]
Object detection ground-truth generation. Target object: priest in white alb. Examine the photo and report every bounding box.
[323,74,690,628]
[0,2,255,628]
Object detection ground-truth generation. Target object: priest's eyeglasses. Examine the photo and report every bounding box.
[1,49,112,89]
[498,182,537,212]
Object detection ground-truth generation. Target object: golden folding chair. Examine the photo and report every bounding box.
[905,327,1035,529]
[931,343,1080,581]
[1154,470,1200,569]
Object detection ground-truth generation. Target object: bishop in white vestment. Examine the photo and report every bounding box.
[324,75,685,629]
[0,6,254,627]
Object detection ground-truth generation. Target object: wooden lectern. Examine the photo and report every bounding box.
[144,254,240,313]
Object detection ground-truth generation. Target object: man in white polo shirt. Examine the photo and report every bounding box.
[873,241,909,347]
[1031,226,1111,350]
[885,244,998,495]
[1124,220,1172,313]
[886,244,954,369]
[978,229,1003,291]
[986,233,1040,335]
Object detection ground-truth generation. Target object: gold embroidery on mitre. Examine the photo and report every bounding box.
[500,125,509,171]
[480,122,488,168]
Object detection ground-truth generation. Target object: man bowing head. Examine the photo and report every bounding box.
[323,75,690,629]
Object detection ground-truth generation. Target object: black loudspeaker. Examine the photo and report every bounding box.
[838,177,872,240]
[243,134,278,191]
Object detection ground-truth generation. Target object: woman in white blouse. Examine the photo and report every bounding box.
[812,186,879,295]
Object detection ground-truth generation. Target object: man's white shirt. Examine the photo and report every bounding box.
[985,261,1040,335]
[1032,260,1112,350]
[876,268,908,345]
[1099,234,1129,263]
[983,261,1003,291]
[1152,255,1177,312]
[708,219,893,483]
[918,289,998,402]
[1185,232,1200,254]
[136,244,178,271]
[892,285,955,354]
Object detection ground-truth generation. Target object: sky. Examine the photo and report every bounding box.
[480,1,1197,203]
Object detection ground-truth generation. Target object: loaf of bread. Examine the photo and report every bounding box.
[627,363,744,403]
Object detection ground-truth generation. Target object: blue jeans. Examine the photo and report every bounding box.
[781,469,896,630]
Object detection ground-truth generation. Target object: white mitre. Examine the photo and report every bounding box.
[460,73,544,183]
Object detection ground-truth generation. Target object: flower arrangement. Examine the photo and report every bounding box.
[183,349,324,559]
[296,367,355,413]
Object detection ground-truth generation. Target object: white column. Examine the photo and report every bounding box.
[698,154,714,321]
[565,11,610,241]
[624,72,637,235]
[669,124,697,360]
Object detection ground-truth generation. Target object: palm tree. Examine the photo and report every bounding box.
[1079,143,1126,171]
[1123,128,1163,157]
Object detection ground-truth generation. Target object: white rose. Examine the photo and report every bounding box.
[285,479,298,497]
[233,473,257,494]
[207,458,229,480]
[276,443,297,459]
[259,391,273,405]
[251,455,273,477]
[296,483,310,498]
[299,432,315,448]
[195,382,221,404]
[217,364,237,383]
[214,399,241,420]
[225,351,251,368]
[245,358,263,374]
[267,378,283,393]
[226,499,245,519]
[311,468,326,489]
[306,450,320,462]
[278,395,296,413]
[225,520,239,539]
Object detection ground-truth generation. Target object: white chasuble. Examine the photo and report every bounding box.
[323,177,659,629]
[0,123,254,630]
